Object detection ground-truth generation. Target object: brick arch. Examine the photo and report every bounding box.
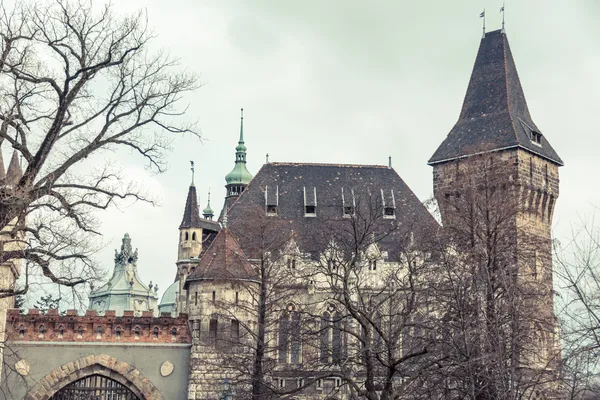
[24,354,164,400]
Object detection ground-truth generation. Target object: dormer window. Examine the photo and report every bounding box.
[265,185,279,216]
[381,189,396,219]
[267,205,278,215]
[304,187,317,217]
[342,188,356,218]
[531,131,542,145]
[384,207,395,217]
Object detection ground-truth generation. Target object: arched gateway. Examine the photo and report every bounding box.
[24,354,164,400]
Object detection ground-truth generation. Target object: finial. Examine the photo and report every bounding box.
[500,3,505,32]
[388,156,392,169]
[239,108,244,144]
[480,9,486,38]
[266,153,269,164]
[208,188,211,205]
[190,161,195,186]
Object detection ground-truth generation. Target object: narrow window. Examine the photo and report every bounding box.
[18,325,25,338]
[192,232,197,241]
[231,319,240,339]
[235,292,239,304]
[77,326,83,339]
[297,378,304,389]
[38,325,45,339]
[153,327,159,339]
[291,312,301,364]
[115,327,122,339]
[185,232,189,240]
[332,312,343,364]
[291,259,296,269]
[134,326,140,340]
[320,312,330,363]
[212,291,216,302]
[545,164,549,187]
[530,158,534,183]
[195,291,198,306]
[171,327,177,340]
[278,313,290,363]
[209,318,218,339]
[57,325,64,339]
[96,326,103,340]
[317,379,323,389]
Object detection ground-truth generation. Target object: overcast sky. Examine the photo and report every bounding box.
[5,0,600,303]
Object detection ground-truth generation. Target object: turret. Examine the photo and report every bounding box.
[202,190,214,220]
[221,109,253,220]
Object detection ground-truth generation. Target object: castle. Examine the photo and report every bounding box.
[0,29,562,399]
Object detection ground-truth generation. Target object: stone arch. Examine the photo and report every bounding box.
[24,354,164,400]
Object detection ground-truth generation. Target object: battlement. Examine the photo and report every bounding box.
[6,309,191,344]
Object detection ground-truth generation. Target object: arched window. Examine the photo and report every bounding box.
[320,312,330,363]
[18,325,25,338]
[290,311,301,364]
[278,312,290,363]
[77,326,83,339]
[38,325,45,338]
[115,327,122,339]
[153,327,159,339]
[50,375,141,399]
[332,312,342,364]
[185,232,189,241]
[96,326,103,340]
[134,326,141,340]
[192,232,196,241]
[171,327,177,341]
[58,325,64,339]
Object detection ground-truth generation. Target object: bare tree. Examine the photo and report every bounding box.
[0,0,199,297]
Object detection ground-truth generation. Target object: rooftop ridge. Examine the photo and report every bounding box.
[267,162,390,169]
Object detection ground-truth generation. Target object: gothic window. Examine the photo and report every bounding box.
[291,311,301,364]
[134,326,141,340]
[115,327,122,339]
[192,232,197,241]
[235,292,239,304]
[368,260,377,270]
[331,312,343,364]
[153,327,159,339]
[320,312,330,363]
[96,326,103,340]
[185,232,189,240]
[77,326,83,339]
[278,306,301,364]
[58,325,64,339]
[171,327,177,340]
[38,325,45,339]
[278,313,290,363]
[212,291,216,302]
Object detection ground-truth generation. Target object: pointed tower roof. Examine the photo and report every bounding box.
[185,227,258,284]
[225,108,253,186]
[429,30,562,166]
[0,147,6,180]
[180,184,202,229]
[5,150,22,184]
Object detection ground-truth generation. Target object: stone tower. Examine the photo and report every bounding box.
[429,29,563,392]
[220,109,253,221]
[0,149,23,376]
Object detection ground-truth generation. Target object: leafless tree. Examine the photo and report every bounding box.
[0,0,199,297]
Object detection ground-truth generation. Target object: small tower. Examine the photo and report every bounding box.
[202,190,214,220]
[221,109,253,220]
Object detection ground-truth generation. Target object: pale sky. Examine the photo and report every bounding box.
[5,0,600,305]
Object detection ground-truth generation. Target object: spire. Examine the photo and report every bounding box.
[190,160,195,186]
[202,189,214,220]
[429,30,562,166]
[225,108,253,187]
[5,150,22,185]
[0,146,6,181]
[180,184,202,229]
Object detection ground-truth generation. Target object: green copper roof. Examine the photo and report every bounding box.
[203,191,214,217]
[225,108,253,185]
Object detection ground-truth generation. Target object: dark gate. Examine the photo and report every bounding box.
[50,374,141,400]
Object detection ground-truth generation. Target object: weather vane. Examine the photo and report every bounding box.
[480,9,486,38]
[501,3,505,32]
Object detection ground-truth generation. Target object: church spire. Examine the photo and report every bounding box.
[429,30,562,166]
[5,150,22,185]
[180,183,202,229]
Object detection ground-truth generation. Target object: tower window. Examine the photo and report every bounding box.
[115,327,122,339]
[369,260,377,271]
[209,318,218,339]
[235,292,239,304]
[58,325,64,339]
[212,291,216,302]
[171,327,177,340]
[267,205,278,215]
[185,232,189,241]
[192,232,196,241]
[531,131,543,145]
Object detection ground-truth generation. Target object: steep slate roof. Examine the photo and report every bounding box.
[226,162,439,259]
[179,184,216,230]
[5,150,22,185]
[429,30,563,166]
[185,227,258,284]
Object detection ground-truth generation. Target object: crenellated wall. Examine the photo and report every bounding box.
[6,308,191,344]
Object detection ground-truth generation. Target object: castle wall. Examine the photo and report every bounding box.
[1,309,191,399]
